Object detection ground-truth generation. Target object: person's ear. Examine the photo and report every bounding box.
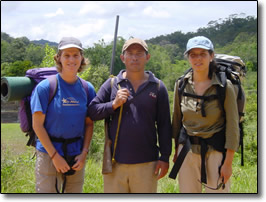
[146,53,151,61]
[120,54,125,64]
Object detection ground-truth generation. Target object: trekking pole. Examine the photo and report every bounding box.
[110,15,119,75]
[110,15,121,164]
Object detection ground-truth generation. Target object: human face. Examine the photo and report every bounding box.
[120,44,150,73]
[59,48,82,74]
[188,48,214,73]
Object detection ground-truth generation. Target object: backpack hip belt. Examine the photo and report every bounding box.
[49,136,82,193]
[169,127,226,184]
[49,136,82,158]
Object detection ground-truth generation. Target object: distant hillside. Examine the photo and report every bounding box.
[147,14,257,51]
[31,39,58,47]
[1,32,58,47]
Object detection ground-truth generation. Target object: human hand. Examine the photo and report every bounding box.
[52,153,70,174]
[112,88,130,110]
[172,148,178,163]
[155,160,169,180]
[72,152,87,171]
[220,149,234,184]
[220,163,232,184]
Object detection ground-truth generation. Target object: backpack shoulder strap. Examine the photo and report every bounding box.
[47,75,58,104]
[109,76,117,99]
[216,72,227,116]
[47,76,90,104]
[110,76,116,89]
[178,76,186,96]
[78,77,89,99]
[178,68,192,100]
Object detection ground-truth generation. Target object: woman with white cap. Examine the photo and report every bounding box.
[171,36,239,193]
[31,37,96,193]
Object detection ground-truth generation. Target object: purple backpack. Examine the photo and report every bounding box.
[19,67,89,147]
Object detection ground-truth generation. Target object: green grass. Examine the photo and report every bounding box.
[1,123,257,193]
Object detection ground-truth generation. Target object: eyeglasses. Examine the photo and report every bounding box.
[197,179,225,190]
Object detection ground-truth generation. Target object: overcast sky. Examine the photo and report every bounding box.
[1,1,258,48]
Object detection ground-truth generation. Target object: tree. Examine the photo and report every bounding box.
[162,60,189,91]
[146,44,172,79]
[83,36,126,75]
[25,44,45,66]
[9,38,28,61]
[1,32,14,43]
[79,64,109,92]
[84,39,112,67]
[40,44,56,67]
[162,43,182,62]
[215,32,257,71]
[1,40,12,63]
[1,62,11,77]
[246,61,255,72]
[3,60,35,76]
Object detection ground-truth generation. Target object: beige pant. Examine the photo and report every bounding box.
[35,150,85,193]
[104,161,158,193]
[178,145,230,193]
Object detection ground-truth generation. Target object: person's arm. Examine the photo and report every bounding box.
[72,117,94,171]
[32,111,70,173]
[220,80,240,183]
[155,82,172,179]
[88,78,115,121]
[220,149,234,183]
[172,80,182,163]
[88,78,130,120]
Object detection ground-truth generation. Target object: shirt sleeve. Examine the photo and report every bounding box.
[30,79,50,115]
[224,80,240,151]
[172,80,182,148]
[86,81,96,104]
[156,81,172,162]
[87,78,115,121]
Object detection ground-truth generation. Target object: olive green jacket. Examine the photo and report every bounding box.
[172,71,240,153]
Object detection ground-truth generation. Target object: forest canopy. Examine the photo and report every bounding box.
[1,14,257,91]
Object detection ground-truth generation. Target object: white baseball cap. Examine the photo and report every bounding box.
[184,36,214,55]
[58,37,83,50]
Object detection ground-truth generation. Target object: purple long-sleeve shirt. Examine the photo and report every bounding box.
[88,70,172,164]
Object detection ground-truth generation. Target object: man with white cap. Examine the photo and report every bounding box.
[88,38,172,193]
[31,37,96,193]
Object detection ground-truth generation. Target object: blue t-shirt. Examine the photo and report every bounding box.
[31,74,96,156]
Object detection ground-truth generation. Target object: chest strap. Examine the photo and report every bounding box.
[182,92,219,117]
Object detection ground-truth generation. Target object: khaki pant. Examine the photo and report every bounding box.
[35,150,85,193]
[178,145,230,193]
[104,161,158,193]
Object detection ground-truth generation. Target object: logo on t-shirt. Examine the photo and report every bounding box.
[149,92,157,99]
[61,97,80,106]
